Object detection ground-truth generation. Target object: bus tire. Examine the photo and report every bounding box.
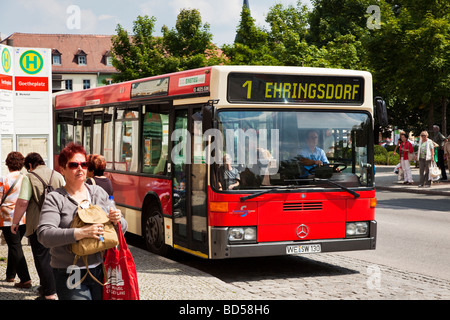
[143,204,169,256]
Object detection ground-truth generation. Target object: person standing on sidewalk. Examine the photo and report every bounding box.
[417,131,435,188]
[432,125,448,181]
[86,154,113,196]
[1,152,31,289]
[393,132,414,185]
[11,152,65,300]
[444,136,450,178]
[37,143,127,300]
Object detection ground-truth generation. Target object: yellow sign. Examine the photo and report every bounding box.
[19,50,44,75]
[1,47,12,73]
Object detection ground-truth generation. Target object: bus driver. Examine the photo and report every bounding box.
[299,130,329,175]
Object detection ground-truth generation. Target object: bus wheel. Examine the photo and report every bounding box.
[143,205,168,256]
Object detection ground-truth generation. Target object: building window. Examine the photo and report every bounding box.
[52,54,61,65]
[65,79,73,91]
[75,49,87,66]
[106,56,113,66]
[78,55,87,65]
[52,49,62,65]
[83,80,91,90]
[103,50,113,66]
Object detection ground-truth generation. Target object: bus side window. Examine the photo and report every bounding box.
[142,111,169,175]
[114,119,139,172]
[55,111,75,153]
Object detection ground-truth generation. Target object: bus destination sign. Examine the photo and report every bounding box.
[227,73,364,105]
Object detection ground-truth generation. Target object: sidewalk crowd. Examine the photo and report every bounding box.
[391,125,449,189]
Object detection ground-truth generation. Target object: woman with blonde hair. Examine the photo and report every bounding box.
[416,131,435,187]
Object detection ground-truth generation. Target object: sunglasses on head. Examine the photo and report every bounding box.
[67,161,88,169]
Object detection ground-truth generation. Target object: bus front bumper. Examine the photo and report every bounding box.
[210,221,377,259]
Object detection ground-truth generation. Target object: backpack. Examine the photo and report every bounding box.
[29,170,54,209]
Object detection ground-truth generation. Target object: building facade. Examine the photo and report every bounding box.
[1,33,117,92]
[0,33,117,172]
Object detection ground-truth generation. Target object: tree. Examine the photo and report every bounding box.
[111,11,225,82]
[222,5,279,65]
[265,1,328,67]
[110,15,165,82]
[308,0,375,70]
[308,0,373,47]
[365,0,450,135]
[162,9,225,72]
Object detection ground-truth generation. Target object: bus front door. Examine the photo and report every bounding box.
[172,107,208,258]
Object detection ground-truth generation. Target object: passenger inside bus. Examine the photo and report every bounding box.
[218,154,240,190]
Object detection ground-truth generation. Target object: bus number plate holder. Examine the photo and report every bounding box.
[286,244,321,255]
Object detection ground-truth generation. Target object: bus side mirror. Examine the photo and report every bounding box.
[202,100,218,132]
[374,97,388,126]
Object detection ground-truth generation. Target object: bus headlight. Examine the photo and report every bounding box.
[228,227,257,243]
[346,222,369,238]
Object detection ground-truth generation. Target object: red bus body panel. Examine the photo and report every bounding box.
[105,172,172,214]
[209,187,375,242]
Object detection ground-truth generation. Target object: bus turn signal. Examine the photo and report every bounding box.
[210,202,229,213]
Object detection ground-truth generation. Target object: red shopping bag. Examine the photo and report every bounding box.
[103,223,140,300]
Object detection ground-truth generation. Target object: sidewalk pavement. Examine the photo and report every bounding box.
[0,243,257,300]
[375,164,450,196]
[1,165,449,300]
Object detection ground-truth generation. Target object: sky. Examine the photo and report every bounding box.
[0,0,312,47]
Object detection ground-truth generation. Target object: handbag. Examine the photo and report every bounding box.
[103,223,140,300]
[71,200,119,257]
[70,200,119,286]
[429,161,441,180]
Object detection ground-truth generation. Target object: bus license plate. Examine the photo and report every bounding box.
[286,244,321,255]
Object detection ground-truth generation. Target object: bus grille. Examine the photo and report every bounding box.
[283,202,323,211]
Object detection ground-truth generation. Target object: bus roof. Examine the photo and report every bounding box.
[54,66,213,109]
[54,65,372,110]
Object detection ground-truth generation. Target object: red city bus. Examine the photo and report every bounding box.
[54,66,381,259]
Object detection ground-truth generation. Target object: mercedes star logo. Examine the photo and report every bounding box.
[296,224,309,239]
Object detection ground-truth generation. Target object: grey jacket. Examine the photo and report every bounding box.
[37,184,128,269]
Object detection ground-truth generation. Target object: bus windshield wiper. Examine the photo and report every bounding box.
[240,178,359,201]
[240,185,307,202]
[313,178,360,199]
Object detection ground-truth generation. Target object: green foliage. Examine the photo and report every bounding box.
[162,9,225,72]
[111,15,165,82]
[374,144,388,156]
[374,146,400,165]
[222,6,279,66]
[365,0,450,132]
[374,145,388,165]
[111,10,225,82]
[374,154,387,165]
[109,1,449,134]
[387,151,400,166]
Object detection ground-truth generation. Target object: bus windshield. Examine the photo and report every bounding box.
[215,110,373,191]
